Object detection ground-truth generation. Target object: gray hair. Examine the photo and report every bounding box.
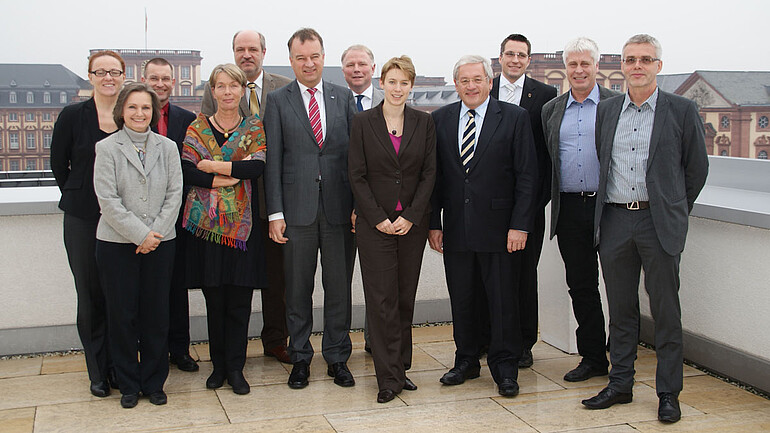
[232,30,266,52]
[623,34,662,59]
[452,55,494,82]
[562,37,600,66]
[341,44,374,64]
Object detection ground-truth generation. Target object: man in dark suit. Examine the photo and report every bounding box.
[263,28,357,390]
[490,34,557,368]
[541,38,618,383]
[581,34,708,424]
[201,30,293,364]
[429,55,537,397]
[142,58,198,372]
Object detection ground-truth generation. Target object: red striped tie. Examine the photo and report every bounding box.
[307,88,323,148]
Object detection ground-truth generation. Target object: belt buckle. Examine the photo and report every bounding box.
[584,191,597,197]
[627,201,640,210]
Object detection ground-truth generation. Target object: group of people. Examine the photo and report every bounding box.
[51,27,708,424]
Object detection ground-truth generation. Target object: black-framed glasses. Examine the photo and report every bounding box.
[90,69,124,77]
[621,57,660,66]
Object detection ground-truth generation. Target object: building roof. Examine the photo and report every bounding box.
[0,64,89,90]
[692,71,770,106]
[656,73,691,93]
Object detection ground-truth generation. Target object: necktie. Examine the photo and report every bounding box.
[355,94,364,112]
[460,110,476,173]
[248,82,260,116]
[158,107,168,137]
[307,88,323,148]
[505,83,518,105]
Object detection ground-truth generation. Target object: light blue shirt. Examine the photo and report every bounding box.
[458,96,490,153]
[559,84,600,193]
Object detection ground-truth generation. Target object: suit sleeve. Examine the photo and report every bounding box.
[263,92,284,216]
[50,105,76,190]
[510,110,538,231]
[200,82,215,116]
[150,138,184,236]
[429,112,443,231]
[348,115,388,227]
[401,115,437,226]
[682,100,709,212]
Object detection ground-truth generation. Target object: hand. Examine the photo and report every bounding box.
[428,230,443,253]
[136,231,163,254]
[376,218,396,235]
[392,216,413,236]
[269,219,288,244]
[350,210,357,234]
[212,175,238,188]
[507,229,527,253]
[197,159,219,174]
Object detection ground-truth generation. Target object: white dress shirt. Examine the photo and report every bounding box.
[498,73,526,105]
[296,80,327,140]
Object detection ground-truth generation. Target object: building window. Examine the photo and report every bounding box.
[10,91,17,103]
[26,160,36,170]
[9,160,20,171]
[43,112,51,121]
[182,85,191,96]
[759,150,768,160]
[44,92,51,104]
[720,115,730,129]
[26,132,36,149]
[43,133,52,149]
[181,66,191,80]
[9,113,18,122]
[60,92,67,104]
[0,134,3,150]
[720,150,728,156]
[611,84,622,92]
[759,116,769,129]
[10,133,19,149]
[550,83,561,94]
[27,92,34,103]
[43,158,51,170]
[25,113,35,122]
[126,65,134,79]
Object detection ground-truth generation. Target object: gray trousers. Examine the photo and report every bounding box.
[598,206,683,395]
[283,199,354,365]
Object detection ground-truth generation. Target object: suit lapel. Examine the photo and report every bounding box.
[323,82,337,149]
[601,98,624,172]
[647,91,669,170]
[519,76,536,111]
[286,81,318,143]
[399,106,418,157]
[368,105,399,164]
[115,130,146,174]
[548,94,568,172]
[238,93,249,118]
[469,98,501,172]
[446,103,462,168]
[143,134,162,174]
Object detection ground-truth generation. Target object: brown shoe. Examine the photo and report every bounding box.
[264,345,291,364]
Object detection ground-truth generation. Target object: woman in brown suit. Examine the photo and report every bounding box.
[348,56,436,403]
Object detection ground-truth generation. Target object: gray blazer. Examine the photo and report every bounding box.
[200,71,292,117]
[263,80,356,226]
[372,87,384,107]
[542,85,619,239]
[593,90,709,255]
[93,128,183,245]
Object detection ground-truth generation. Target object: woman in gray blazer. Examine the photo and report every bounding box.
[93,82,183,409]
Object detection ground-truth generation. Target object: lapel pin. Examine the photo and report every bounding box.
[331,95,335,99]
[528,93,532,98]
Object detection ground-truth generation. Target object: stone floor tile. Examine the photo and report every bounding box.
[154,415,336,432]
[410,324,454,343]
[650,374,770,413]
[557,425,638,433]
[33,390,227,433]
[496,383,702,433]
[416,341,465,368]
[0,357,42,379]
[632,352,705,382]
[164,361,211,394]
[0,407,35,433]
[192,343,210,362]
[0,371,112,411]
[325,397,538,433]
[40,354,87,375]
[531,340,576,361]
[631,408,770,432]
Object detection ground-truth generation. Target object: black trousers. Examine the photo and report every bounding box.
[556,193,608,369]
[258,218,289,350]
[63,214,110,383]
[202,286,254,372]
[96,240,174,396]
[168,228,191,357]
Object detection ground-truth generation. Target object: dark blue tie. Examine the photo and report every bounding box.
[355,94,364,112]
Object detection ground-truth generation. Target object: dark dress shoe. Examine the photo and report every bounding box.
[377,389,397,403]
[90,381,110,398]
[264,345,291,364]
[518,349,533,368]
[564,362,608,382]
[148,390,167,405]
[120,393,139,409]
[108,369,120,390]
[227,370,251,395]
[327,362,355,387]
[206,370,226,389]
[497,378,520,397]
[582,387,633,409]
[439,360,481,385]
[658,393,681,423]
[288,362,310,389]
[403,376,418,391]
[170,353,200,372]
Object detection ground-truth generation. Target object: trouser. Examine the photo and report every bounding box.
[202,285,254,372]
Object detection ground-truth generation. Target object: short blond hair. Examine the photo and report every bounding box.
[380,56,416,86]
[208,63,247,89]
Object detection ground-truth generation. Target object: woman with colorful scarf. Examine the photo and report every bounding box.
[180,64,267,395]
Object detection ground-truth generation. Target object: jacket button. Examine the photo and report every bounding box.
[395,180,400,184]
[464,179,469,184]
[464,198,470,204]
[141,197,147,202]
[395,170,400,175]
[140,178,146,184]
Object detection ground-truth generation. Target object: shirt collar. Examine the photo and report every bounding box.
[567,83,600,106]
[354,84,373,99]
[623,87,659,111]
[161,102,170,115]
[249,70,264,89]
[297,80,324,96]
[500,73,526,90]
[460,95,491,120]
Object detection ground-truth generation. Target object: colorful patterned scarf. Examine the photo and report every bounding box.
[181,114,266,250]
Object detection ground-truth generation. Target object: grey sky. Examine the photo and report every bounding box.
[2,0,766,82]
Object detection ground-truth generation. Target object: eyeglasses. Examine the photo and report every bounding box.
[90,69,124,77]
[622,57,660,66]
[457,77,487,87]
[502,51,529,60]
[147,76,173,84]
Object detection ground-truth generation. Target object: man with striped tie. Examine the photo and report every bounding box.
[428,55,537,397]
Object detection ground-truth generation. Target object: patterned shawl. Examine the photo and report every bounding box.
[181,114,266,250]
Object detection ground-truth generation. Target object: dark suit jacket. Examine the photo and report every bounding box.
[263,80,357,226]
[541,85,619,239]
[594,90,709,256]
[348,103,436,227]
[429,97,537,253]
[153,103,196,221]
[200,72,292,117]
[492,75,557,208]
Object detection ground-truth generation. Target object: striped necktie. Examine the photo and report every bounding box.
[248,82,260,116]
[460,110,476,173]
[307,88,323,148]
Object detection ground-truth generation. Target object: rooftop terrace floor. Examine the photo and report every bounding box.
[2,324,769,432]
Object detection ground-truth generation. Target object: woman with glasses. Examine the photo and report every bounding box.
[51,50,125,398]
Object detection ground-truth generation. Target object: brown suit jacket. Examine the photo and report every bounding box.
[200,71,292,118]
[348,103,437,227]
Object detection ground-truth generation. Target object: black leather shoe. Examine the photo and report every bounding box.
[497,378,520,397]
[403,376,418,391]
[206,370,226,389]
[564,362,608,382]
[327,362,355,387]
[658,393,681,423]
[90,381,110,397]
[377,389,397,403]
[288,362,310,389]
[170,353,200,372]
[264,345,291,364]
[148,390,167,405]
[120,393,139,409]
[518,349,533,368]
[582,387,633,409]
[108,369,120,390]
[227,370,250,395]
[439,360,481,385]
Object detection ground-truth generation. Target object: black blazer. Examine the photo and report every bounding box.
[492,75,557,208]
[429,98,537,253]
[51,98,113,219]
[348,103,436,228]
[152,103,196,221]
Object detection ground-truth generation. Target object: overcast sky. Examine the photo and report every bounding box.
[2,0,766,82]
